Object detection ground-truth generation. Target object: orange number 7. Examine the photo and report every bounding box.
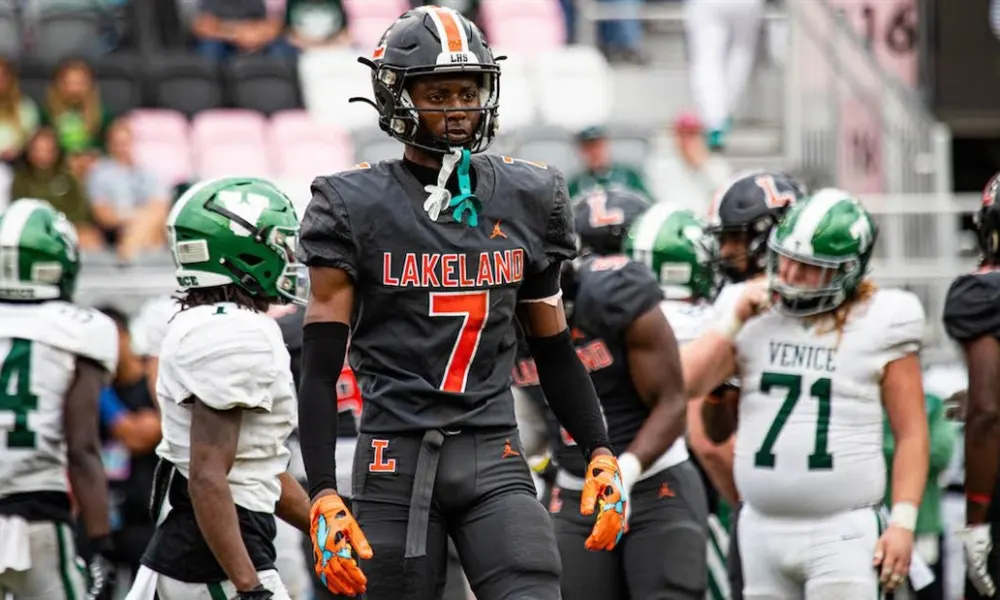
[429,291,489,393]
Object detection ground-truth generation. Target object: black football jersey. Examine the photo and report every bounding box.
[298,155,576,433]
[557,255,664,477]
[943,268,1000,342]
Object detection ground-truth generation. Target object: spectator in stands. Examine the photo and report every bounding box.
[0,58,39,163]
[285,0,350,51]
[87,118,170,262]
[42,58,113,156]
[647,111,732,216]
[599,0,647,65]
[567,125,651,200]
[883,392,958,600]
[11,126,103,249]
[95,305,162,596]
[192,0,293,61]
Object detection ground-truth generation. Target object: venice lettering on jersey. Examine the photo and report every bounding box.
[382,249,525,288]
[768,341,837,373]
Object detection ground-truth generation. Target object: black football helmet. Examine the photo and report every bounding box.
[976,172,1000,263]
[706,170,807,282]
[352,6,500,155]
[573,187,652,256]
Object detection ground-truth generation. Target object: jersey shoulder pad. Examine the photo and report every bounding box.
[132,296,180,358]
[661,300,712,346]
[943,271,1000,342]
[867,288,925,362]
[36,302,119,373]
[170,306,285,412]
[575,257,664,336]
[711,282,747,323]
[298,171,364,277]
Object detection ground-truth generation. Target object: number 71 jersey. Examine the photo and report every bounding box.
[732,288,924,517]
[0,301,118,499]
[298,156,575,433]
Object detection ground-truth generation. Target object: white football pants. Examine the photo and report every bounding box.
[738,504,882,600]
[685,0,766,131]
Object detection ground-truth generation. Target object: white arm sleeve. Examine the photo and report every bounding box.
[173,316,279,412]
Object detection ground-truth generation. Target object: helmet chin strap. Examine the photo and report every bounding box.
[422,148,481,228]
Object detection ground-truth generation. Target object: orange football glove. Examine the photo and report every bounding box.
[310,493,373,596]
[580,454,629,551]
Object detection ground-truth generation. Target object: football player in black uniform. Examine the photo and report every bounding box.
[295,6,625,600]
[693,170,806,600]
[552,188,706,600]
[944,171,1000,600]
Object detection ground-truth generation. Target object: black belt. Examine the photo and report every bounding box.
[405,429,445,558]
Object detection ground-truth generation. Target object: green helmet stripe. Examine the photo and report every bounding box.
[784,191,844,254]
[0,199,44,280]
[631,203,674,253]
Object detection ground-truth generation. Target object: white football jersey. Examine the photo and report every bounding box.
[711,281,749,387]
[156,303,296,514]
[733,288,924,517]
[131,296,180,358]
[0,301,118,498]
[661,299,712,346]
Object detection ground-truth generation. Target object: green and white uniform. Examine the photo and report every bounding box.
[735,190,924,599]
[0,198,118,600]
[127,178,304,600]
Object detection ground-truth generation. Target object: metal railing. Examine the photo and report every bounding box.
[783,0,952,196]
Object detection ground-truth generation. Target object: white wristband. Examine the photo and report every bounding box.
[890,502,919,532]
[617,452,642,493]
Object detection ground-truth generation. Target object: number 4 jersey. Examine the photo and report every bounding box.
[733,288,924,517]
[0,301,117,516]
[299,156,575,433]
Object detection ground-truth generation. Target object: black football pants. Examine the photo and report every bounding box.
[553,460,709,600]
[352,427,561,600]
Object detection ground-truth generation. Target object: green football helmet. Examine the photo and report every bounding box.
[767,188,878,316]
[0,198,80,302]
[166,177,306,305]
[624,203,717,301]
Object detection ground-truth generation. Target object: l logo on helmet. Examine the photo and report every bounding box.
[218,191,269,237]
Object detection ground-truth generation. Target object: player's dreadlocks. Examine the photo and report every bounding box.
[176,284,270,314]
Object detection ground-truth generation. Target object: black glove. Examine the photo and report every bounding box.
[85,553,115,600]
[236,584,274,600]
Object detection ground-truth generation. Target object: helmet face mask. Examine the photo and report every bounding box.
[766,188,877,318]
[707,171,807,283]
[0,198,80,302]
[366,7,501,155]
[168,178,307,306]
[976,171,1000,264]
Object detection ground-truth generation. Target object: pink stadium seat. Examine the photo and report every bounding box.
[198,143,272,179]
[191,109,268,148]
[342,0,409,49]
[128,109,188,144]
[480,0,566,52]
[273,139,355,180]
[269,110,351,146]
[133,140,193,186]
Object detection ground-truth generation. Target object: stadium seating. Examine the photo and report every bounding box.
[352,127,403,165]
[532,45,612,131]
[16,57,50,108]
[29,4,103,63]
[148,53,223,117]
[129,109,189,143]
[490,48,535,132]
[297,48,375,131]
[342,0,409,50]
[269,109,354,179]
[224,56,301,115]
[479,0,566,53]
[133,139,194,186]
[0,3,19,59]
[94,52,145,115]
[192,109,270,178]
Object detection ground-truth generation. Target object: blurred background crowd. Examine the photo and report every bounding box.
[0,0,995,598]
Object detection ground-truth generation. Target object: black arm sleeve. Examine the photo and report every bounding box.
[528,328,611,459]
[298,321,349,499]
